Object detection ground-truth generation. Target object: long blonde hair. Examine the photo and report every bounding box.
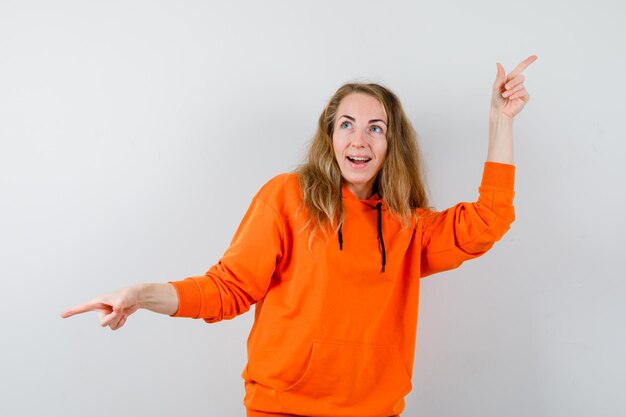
[297,82,428,235]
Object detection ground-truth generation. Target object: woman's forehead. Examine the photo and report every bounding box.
[337,93,387,122]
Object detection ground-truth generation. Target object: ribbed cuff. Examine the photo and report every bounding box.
[168,278,202,318]
[482,162,515,189]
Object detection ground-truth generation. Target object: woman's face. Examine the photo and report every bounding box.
[332,93,388,200]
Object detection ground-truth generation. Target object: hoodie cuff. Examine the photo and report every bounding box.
[482,162,515,189]
[168,278,203,318]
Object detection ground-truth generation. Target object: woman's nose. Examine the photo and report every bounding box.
[351,128,368,147]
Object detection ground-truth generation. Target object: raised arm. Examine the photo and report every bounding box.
[487,55,537,164]
[419,56,536,277]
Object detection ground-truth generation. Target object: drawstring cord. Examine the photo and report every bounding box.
[338,224,344,250]
[376,202,386,273]
[338,185,343,250]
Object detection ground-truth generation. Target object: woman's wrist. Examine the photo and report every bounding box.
[487,110,514,164]
[137,283,179,315]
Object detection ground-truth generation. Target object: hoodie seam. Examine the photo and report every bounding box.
[254,195,288,255]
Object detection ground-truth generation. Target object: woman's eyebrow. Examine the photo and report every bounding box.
[339,115,387,126]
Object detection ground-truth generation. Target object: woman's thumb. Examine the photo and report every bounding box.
[493,62,506,90]
[113,301,124,313]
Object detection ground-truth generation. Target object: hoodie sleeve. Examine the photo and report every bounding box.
[419,162,515,278]
[168,195,284,322]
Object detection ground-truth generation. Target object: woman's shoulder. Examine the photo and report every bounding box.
[255,172,302,206]
[258,172,300,193]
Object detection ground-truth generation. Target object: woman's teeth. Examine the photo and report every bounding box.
[348,156,371,163]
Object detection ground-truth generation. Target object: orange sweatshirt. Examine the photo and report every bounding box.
[170,162,515,417]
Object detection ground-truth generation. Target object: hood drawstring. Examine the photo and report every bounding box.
[338,224,344,250]
[376,202,386,273]
[336,184,386,273]
[338,185,343,250]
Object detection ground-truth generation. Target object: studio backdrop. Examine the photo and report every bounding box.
[1,1,624,416]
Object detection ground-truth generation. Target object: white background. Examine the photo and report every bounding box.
[1,1,625,416]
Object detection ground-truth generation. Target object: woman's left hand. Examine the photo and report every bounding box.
[491,55,537,119]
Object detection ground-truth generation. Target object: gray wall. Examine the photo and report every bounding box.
[1,1,624,416]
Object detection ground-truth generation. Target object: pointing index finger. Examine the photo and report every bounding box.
[60,301,108,318]
[507,55,537,79]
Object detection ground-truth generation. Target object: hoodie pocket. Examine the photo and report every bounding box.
[278,340,412,416]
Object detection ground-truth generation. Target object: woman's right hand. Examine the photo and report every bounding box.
[60,285,143,331]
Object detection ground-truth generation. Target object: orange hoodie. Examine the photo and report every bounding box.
[170,162,515,417]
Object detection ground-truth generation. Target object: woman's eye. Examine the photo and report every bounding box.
[370,125,383,134]
[340,121,351,129]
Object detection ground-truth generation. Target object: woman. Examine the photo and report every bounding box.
[62,55,536,417]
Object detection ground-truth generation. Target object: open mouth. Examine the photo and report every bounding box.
[347,156,372,167]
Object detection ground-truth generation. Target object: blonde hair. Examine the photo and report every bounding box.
[297,82,428,236]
